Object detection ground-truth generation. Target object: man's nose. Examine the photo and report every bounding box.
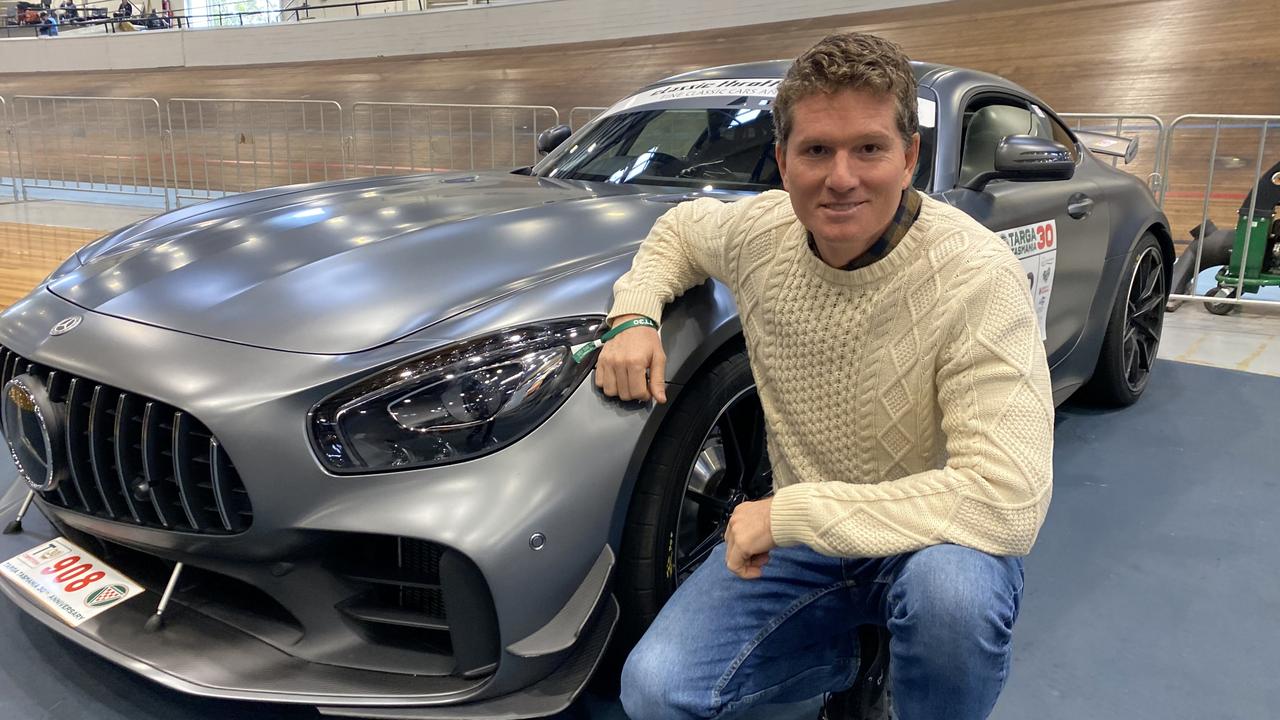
[824,152,859,193]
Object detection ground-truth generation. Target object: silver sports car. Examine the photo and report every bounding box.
[0,60,1170,718]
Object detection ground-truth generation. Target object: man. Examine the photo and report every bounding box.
[37,10,58,35]
[598,32,1054,720]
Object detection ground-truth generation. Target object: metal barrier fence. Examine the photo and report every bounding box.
[350,102,559,175]
[9,96,170,209]
[1160,114,1280,310]
[569,106,606,130]
[166,98,346,206]
[1060,113,1166,194]
[0,98,15,202]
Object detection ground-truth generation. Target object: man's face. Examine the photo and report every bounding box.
[776,88,920,259]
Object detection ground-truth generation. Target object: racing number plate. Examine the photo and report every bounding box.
[1,537,143,627]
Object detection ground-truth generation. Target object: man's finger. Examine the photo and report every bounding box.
[627,365,650,402]
[650,351,667,404]
[600,365,618,399]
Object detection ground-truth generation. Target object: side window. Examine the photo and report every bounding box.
[958,97,1034,187]
[1030,104,1081,162]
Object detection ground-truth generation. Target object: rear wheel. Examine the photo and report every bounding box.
[1082,232,1166,406]
[615,350,771,647]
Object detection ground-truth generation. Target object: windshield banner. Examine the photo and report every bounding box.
[602,78,780,118]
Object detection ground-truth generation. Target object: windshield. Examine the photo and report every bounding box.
[536,106,780,191]
[534,93,938,192]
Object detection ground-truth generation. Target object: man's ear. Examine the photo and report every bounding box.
[902,132,921,189]
[775,141,789,191]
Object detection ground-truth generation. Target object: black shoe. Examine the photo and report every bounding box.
[820,626,891,720]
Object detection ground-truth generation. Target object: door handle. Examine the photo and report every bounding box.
[1067,193,1094,219]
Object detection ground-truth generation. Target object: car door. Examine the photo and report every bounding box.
[940,94,1108,366]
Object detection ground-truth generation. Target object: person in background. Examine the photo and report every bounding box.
[37,10,59,35]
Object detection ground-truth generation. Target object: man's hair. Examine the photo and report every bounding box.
[773,32,919,151]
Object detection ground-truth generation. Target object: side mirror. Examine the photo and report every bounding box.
[964,135,1075,191]
[535,125,573,156]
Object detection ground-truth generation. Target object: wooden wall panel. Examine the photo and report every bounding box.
[1,0,1277,304]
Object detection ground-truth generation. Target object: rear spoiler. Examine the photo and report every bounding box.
[1075,130,1139,164]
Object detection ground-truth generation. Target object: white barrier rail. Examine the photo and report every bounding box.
[0,97,15,202]
[166,98,347,206]
[10,96,170,209]
[1160,114,1280,311]
[350,102,559,175]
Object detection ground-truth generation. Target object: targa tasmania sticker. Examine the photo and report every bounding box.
[998,220,1057,341]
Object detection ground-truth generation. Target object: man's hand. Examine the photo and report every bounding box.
[595,314,667,403]
[724,497,776,580]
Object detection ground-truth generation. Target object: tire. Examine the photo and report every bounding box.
[1081,232,1167,406]
[1203,285,1238,316]
[614,350,771,650]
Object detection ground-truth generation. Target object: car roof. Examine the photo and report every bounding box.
[647,60,955,89]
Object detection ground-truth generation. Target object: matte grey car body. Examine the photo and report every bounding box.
[0,61,1171,718]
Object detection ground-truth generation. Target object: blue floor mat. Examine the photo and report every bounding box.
[0,359,1275,719]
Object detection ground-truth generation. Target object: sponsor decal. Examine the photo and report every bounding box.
[997,220,1058,341]
[85,584,129,608]
[601,78,780,118]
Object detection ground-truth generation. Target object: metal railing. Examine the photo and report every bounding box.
[166,98,346,206]
[0,97,16,202]
[1061,113,1166,194]
[569,106,606,130]
[350,102,558,175]
[1160,114,1280,310]
[3,0,495,35]
[9,96,170,209]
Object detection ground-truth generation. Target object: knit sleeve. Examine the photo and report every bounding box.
[607,196,740,324]
[769,259,1055,558]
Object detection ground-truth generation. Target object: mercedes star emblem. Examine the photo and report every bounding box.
[49,316,82,336]
[1,374,69,493]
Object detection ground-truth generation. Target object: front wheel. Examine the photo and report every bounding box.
[615,351,771,648]
[1082,232,1167,406]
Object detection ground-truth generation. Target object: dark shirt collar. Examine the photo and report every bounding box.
[807,187,922,271]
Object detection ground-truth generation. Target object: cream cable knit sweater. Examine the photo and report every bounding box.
[609,191,1054,558]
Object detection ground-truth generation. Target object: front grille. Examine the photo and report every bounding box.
[0,346,253,534]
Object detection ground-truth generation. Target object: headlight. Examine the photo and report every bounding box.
[310,317,604,474]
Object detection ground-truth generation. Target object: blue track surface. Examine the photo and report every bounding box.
[0,360,1276,719]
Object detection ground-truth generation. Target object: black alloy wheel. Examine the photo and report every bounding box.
[1121,244,1166,393]
[616,351,770,646]
[673,385,773,584]
[1082,232,1167,406]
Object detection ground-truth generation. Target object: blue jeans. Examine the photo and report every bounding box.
[620,543,1024,720]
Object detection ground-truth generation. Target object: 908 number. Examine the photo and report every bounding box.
[40,554,106,593]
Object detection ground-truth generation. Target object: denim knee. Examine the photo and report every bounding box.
[888,545,1022,660]
[620,633,708,720]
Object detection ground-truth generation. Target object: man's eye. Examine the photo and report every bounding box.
[861,144,882,154]
[805,146,828,156]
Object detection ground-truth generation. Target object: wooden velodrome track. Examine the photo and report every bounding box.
[1,0,1278,308]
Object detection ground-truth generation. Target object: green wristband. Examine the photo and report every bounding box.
[570,316,658,363]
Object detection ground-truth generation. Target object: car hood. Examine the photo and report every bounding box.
[47,173,683,354]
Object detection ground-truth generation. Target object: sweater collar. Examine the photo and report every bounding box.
[794,193,941,287]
